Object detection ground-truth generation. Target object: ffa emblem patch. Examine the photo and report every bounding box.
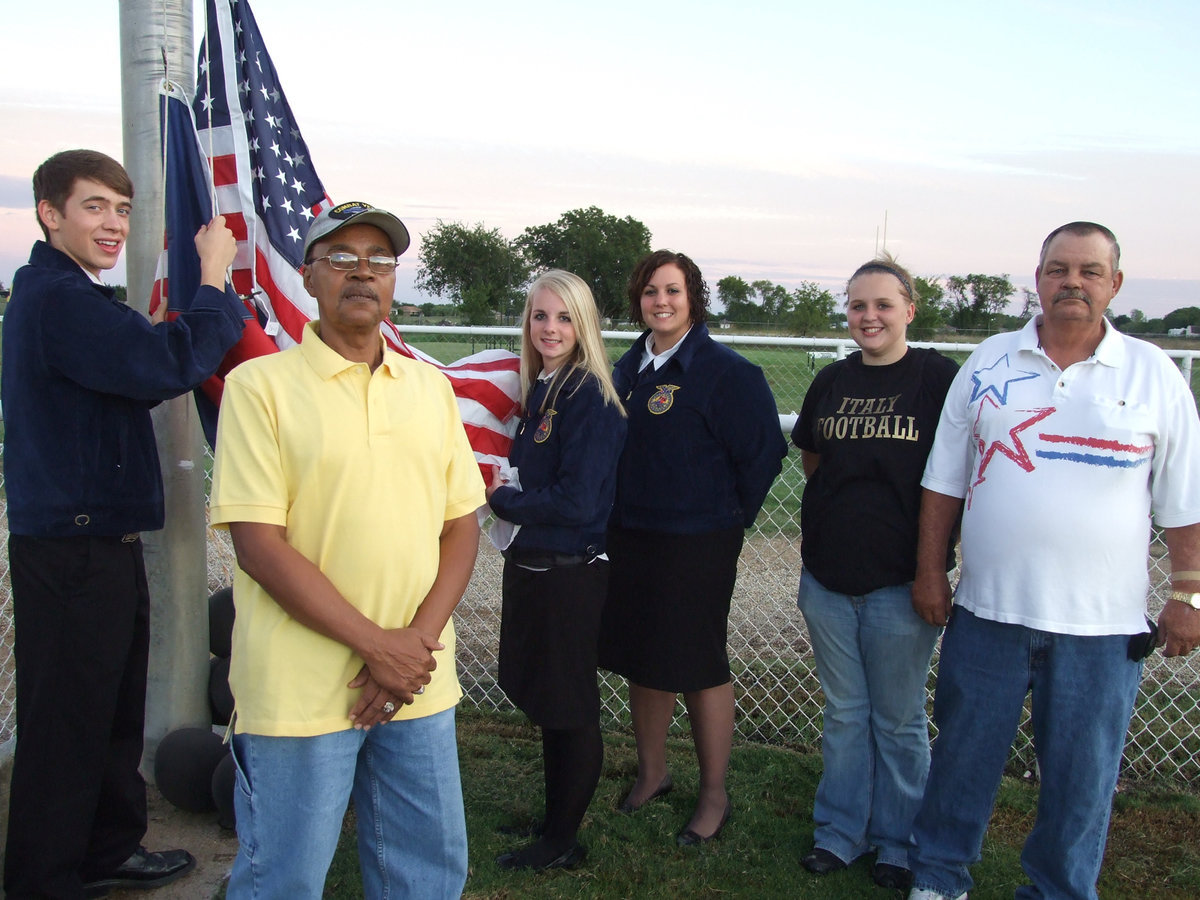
[647,385,680,415]
[533,410,557,443]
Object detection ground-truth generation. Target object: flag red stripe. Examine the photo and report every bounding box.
[211,153,238,187]
[252,246,310,344]
[464,422,515,458]
[223,211,248,241]
[439,356,525,374]
[442,375,521,419]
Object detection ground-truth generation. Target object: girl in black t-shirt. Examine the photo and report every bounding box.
[793,254,957,891]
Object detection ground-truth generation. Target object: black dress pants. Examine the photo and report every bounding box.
[4,534,150,899]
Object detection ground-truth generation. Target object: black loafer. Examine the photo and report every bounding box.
[676,801,732,846]
[83,847,196,896]
[496,841,587,871]
[872,861,913,890]
[618,774,673,813]
[801,846,847,874]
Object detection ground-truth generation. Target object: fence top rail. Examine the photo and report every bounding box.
[394,324,1200,362]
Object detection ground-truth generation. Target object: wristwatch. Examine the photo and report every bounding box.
[1169,591,1200,610]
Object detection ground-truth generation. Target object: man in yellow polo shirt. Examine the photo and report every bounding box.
[210,201,485,898]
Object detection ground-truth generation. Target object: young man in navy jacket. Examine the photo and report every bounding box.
[3,149,243,899]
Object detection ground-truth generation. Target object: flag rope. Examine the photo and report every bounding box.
[201,6,216,217]
[156,0,172,313]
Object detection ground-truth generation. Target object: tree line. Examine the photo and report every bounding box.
[415,206,651,324]
[410,209,1200,338]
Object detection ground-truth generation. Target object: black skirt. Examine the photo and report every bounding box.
[598,524,744,692]
[498,558,608,729]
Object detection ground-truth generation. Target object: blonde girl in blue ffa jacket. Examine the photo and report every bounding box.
[598,250,787,847]
[486,270,627,872]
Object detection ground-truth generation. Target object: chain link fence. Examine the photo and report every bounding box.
[3,330,1199,782]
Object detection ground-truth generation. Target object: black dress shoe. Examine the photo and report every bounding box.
[496,841,587,871]
[872,861,913,890]
[617,773,673,813]
[676,801,732,846]
[83,847,196,895]
[801,846,847,874]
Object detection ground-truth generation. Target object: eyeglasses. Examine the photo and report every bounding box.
[310,252,397,274]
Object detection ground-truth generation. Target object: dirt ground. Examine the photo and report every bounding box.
[107,786,236,900]
[0,763,235,900]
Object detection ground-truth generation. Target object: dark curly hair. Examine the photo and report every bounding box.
[626,249,709,327]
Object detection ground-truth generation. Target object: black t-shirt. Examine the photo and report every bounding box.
[793,347,959,595]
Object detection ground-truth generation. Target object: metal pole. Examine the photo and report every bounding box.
[118,0,209,777]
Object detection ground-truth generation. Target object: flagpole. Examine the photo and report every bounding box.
[119,0,210,774]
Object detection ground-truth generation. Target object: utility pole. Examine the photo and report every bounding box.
[119,0,210,775]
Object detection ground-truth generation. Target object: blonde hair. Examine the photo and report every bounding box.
[847,250,919,306]
[520,270,625,416]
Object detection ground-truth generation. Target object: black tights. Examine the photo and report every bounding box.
[507,721,603,866]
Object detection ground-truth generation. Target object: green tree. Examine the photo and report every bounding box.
[1163,306,1200,331]
[751,280,790,318]
[415,221,529,325]
[1018,287,1039,321]
[517,207,652,321]
[1121,308,1148,333]
[944,274,1016,332]
[910,275,947,340]
[718,275,761,324]
[780,282,836,335]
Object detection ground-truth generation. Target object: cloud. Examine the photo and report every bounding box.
[0,175,32,210]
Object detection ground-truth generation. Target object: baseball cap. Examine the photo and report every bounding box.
[302,201,411,260]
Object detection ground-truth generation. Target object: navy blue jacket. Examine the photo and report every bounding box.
[610,323,786,534]
[489,369,627,556]
[2,241,245,537]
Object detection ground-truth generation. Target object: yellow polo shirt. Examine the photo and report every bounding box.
[210,322,485,736]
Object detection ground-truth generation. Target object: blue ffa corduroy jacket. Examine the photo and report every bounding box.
[489,369,627,556]
[609,323,786,534]
[2,241,244,537]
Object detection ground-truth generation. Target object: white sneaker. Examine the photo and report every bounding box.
[908,889,967,900]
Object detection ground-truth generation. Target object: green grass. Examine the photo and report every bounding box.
[314,709,1200,899]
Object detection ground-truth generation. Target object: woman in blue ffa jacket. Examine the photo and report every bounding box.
[793,253,958,891]
[598,250,787,846]
[486,270,627,872]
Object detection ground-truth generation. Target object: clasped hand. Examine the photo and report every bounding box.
[347,627,443,730]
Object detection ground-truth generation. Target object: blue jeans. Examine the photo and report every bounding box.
[797,573,940,868]
[910,608,1142,900]
[226,707,468,899]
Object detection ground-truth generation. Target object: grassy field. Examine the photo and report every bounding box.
[312,709,1200,900]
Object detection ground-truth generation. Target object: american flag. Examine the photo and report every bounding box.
[154,83,277,442]
[163,0,521,473]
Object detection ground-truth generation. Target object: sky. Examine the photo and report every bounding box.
[1,0,1198,318]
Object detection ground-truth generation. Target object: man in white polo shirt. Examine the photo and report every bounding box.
[907,222,1200,900]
